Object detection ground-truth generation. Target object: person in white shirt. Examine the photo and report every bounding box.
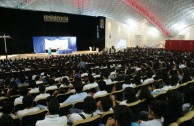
[14,87,28,105]
[139,100,163,126]
[63,83,88,104]
[103,73,113,85]
[46,78,58,91]
[34,85,50,102]
[16,95,40,119]
[83,76,99,91]
[93,80,107,98]
[36,98,67,126]
[68,96,97,124]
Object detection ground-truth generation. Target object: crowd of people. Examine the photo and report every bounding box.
[0,48,194,126]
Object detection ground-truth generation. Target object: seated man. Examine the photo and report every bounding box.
[68,96,97,124]
[34,85,50,102]
[36,98,67,126]
[16,95,40,119]
[63,83,88,104]
[14,87,28,105]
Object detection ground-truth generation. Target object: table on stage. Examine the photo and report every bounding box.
[56,49,72,54]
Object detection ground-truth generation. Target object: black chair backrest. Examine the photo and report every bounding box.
[35,98,47,106]
[21,109,47,126]
[73,101,83,109]
[15,103,25,112]
[57,93,73,103]
[100,111,113,125]
[73,115,101,126]
[59,103,72,116]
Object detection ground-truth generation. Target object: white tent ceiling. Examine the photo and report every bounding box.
[1,0,194,37]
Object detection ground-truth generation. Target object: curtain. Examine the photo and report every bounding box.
[165,40,194,51]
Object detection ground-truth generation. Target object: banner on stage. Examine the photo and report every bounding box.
[33,36,77,54]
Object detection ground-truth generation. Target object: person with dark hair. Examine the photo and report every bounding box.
[93,80,108,98]
[36,98,67,126]
[46,78,58,90]
[163,91,184,126]
[14,86,28,105]
[0,114,14,126]
[34,85,50,102]
[106,105,138,126]
[16,95,40,119]
[118,87,138,105]
[139,100,164,126]
[97,96,113,114]
[63,83,88,104]
[83,75,98,91]
[69,96,97,123]
[122,76,136,89]
[0,101,15,118]
[60,77,71,87]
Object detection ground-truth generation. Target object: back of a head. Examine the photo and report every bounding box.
[2,101,14,114]
[88,76,95,83]
[100,96,113,112]
[0,114,14,126]
[23,95,33,108]
[167,90,184,115]
[113,105,132,126]
[124,87,137,103]
[19,87,28,96]
[62,78,69,85]
[139,87,153,100]
[98,80,107,91]
[74,83,83,93]
[39,85,46,93]
[83,96,97,114]
[149,100,164,118]
[48,98,59,115]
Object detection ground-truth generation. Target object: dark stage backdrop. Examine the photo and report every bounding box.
[0,7,105,55]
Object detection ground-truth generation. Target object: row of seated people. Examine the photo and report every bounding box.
[0,77,194,126]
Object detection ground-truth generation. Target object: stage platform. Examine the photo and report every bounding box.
[0,50,99,60]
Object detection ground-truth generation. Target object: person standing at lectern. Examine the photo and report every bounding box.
[48,48,52,56]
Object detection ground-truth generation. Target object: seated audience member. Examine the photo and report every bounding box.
[138,87,154,111]
[29,79,39,93]
[6,81,19,97]
[46,77,58,90]
[163,91,184,126]
[16,95,40,119]
[0,101,16,118]
[117,87,138,105]
[103,72,112,85]
[142,71,154,85]
[83,75,98,91]
[18,76,29,87]
[97,96,113,114]
[106,105,138,126]
[0,114,14,126]
[63,83,88,104]
[139,100,164,126]
[36,98,67,126]
[122,76,136,89]
[93,80,108,98]
[14,86,28,105]
[34,85,50,102]
[60,77,72,87]
[68,96,97,124]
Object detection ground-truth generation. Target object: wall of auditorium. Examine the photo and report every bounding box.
[0,7,105,54]
[171,25,194,40]
[105,18,167,49]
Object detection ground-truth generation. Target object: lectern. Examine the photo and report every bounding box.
[0,34,11,60]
